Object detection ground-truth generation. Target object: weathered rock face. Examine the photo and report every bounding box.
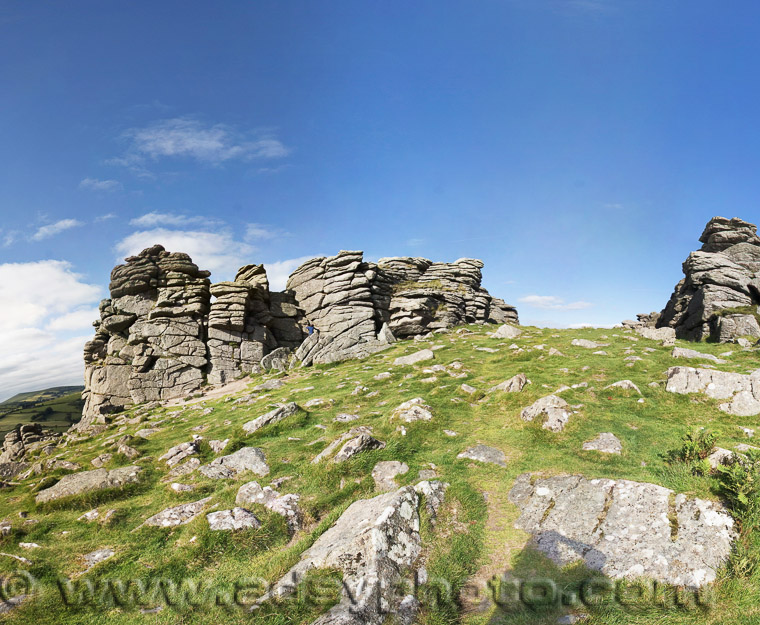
[79,246,517,428]
[658,217,760,342]
[81,245,212,427]
[509,473,736,588]
[0,424,62,463]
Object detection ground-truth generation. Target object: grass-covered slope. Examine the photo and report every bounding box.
[0,387,84,440]
[0,326,759,624]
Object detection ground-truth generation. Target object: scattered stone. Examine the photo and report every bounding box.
[490,324,522,339]
[443,429,457,437]
[393,349,435,366]
[236,481,302,532]
[333,413,360,423]
[207,508,261,531]
[170,483,195,493]
[143,497,212,527]
[78,509,100,522]
[242,402,302,434]
[199,447,269,479]
[604,380,642,394]
[160,440,200,467]
[168,458,200,478]
[253,379,285,392]
[548,348,565,356]
[391,397,433,422]
[509,473,736,588]
[672,347,726,364]
[91,453,112,468]
[457,445,506,467]
[372,461,409,491]
[487,373,527,393]
[82,548,115,571]
[520,395,572,432]
[571,339,608,349]
[209,439,229,454]
[460,384,477,395]
[333,433,385,463]
[135,428,160,439]
[582,433,622,454]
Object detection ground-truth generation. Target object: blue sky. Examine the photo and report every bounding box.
[1,0,759,399]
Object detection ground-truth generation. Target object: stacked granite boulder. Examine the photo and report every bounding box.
[79,245,517,427]
[658,217,760,342]
[81,245,212,427]
[0,424,62,463]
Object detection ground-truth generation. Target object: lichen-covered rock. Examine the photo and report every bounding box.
[242,402,302,434]
[582,432,622,454]
[198,447,269,479]
[143,497,212,527]
[259,484,445,625]
[658,217,760,342]
[35,466,142,503]
[488,373,528,393]
[391,398,433,422]
[0,424,61,463]
[520,395,572,432]
[457,445,507,467]
[509,473,736,588]
[393,349,434,366]
[666,366,760,416]
[372,461,410,491]
[207,507,261,531]
[235,481,302,532]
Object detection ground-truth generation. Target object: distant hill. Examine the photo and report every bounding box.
[0,386,83,441]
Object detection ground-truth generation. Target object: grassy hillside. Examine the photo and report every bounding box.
[0,387,84,440]
[0,326,758,624]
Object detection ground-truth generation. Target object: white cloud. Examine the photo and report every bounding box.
[0,261,102,401]
[31,219,83,241]
[1,230,18,247]
[264,255,323,291]
[116,118,290,168]
[245,223,283,240]
[79,177,122,192]
[129,212,218,228]
[115,228,255,280]
[95,213,116,222]
[518,295,593,311]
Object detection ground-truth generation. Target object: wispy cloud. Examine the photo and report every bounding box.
[129,211,220,228]
[95,213,116,222]
[518,295,593,310]
[245,223,289,241]
[112,118,290,174]
[79,177,122,192]
[31,219,83,241]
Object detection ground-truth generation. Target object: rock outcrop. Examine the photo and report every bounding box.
[0,424,62,463]
[658,217,760,342]
[509,473,736,588]
[78,246,517,428]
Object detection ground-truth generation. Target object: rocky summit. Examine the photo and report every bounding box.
[657,216,760,342]
[80,246,517,429]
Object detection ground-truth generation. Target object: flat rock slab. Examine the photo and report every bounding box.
[143,497,212,527]
[571,339,608,349]
[393,349,434,366]
[604,380,641,394]
[199,447,269,479]
[82,548,115,571]
[582,432,622,454]
[509,473,736,588]
[260,482,446,625]
[242,402,302,434]
[36,466,142,504]
[372,461,410,491]
[666,366,760,416]
[457,445,506,467]
[672,347,727,364]
[207,507,261,531]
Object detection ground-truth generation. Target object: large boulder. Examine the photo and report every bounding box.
[509,473,736,588]
[657,217,760,342]
[259,482,446,625]
[666,366,760,416]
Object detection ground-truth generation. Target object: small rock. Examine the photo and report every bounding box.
[206,508,261,531]
[582,433,622,454]
[372,461,409,491]
[457,445,506,467]
[391,397,433,422]
[393,349,435,366]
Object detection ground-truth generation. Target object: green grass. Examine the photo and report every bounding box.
[1,326,760,623]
